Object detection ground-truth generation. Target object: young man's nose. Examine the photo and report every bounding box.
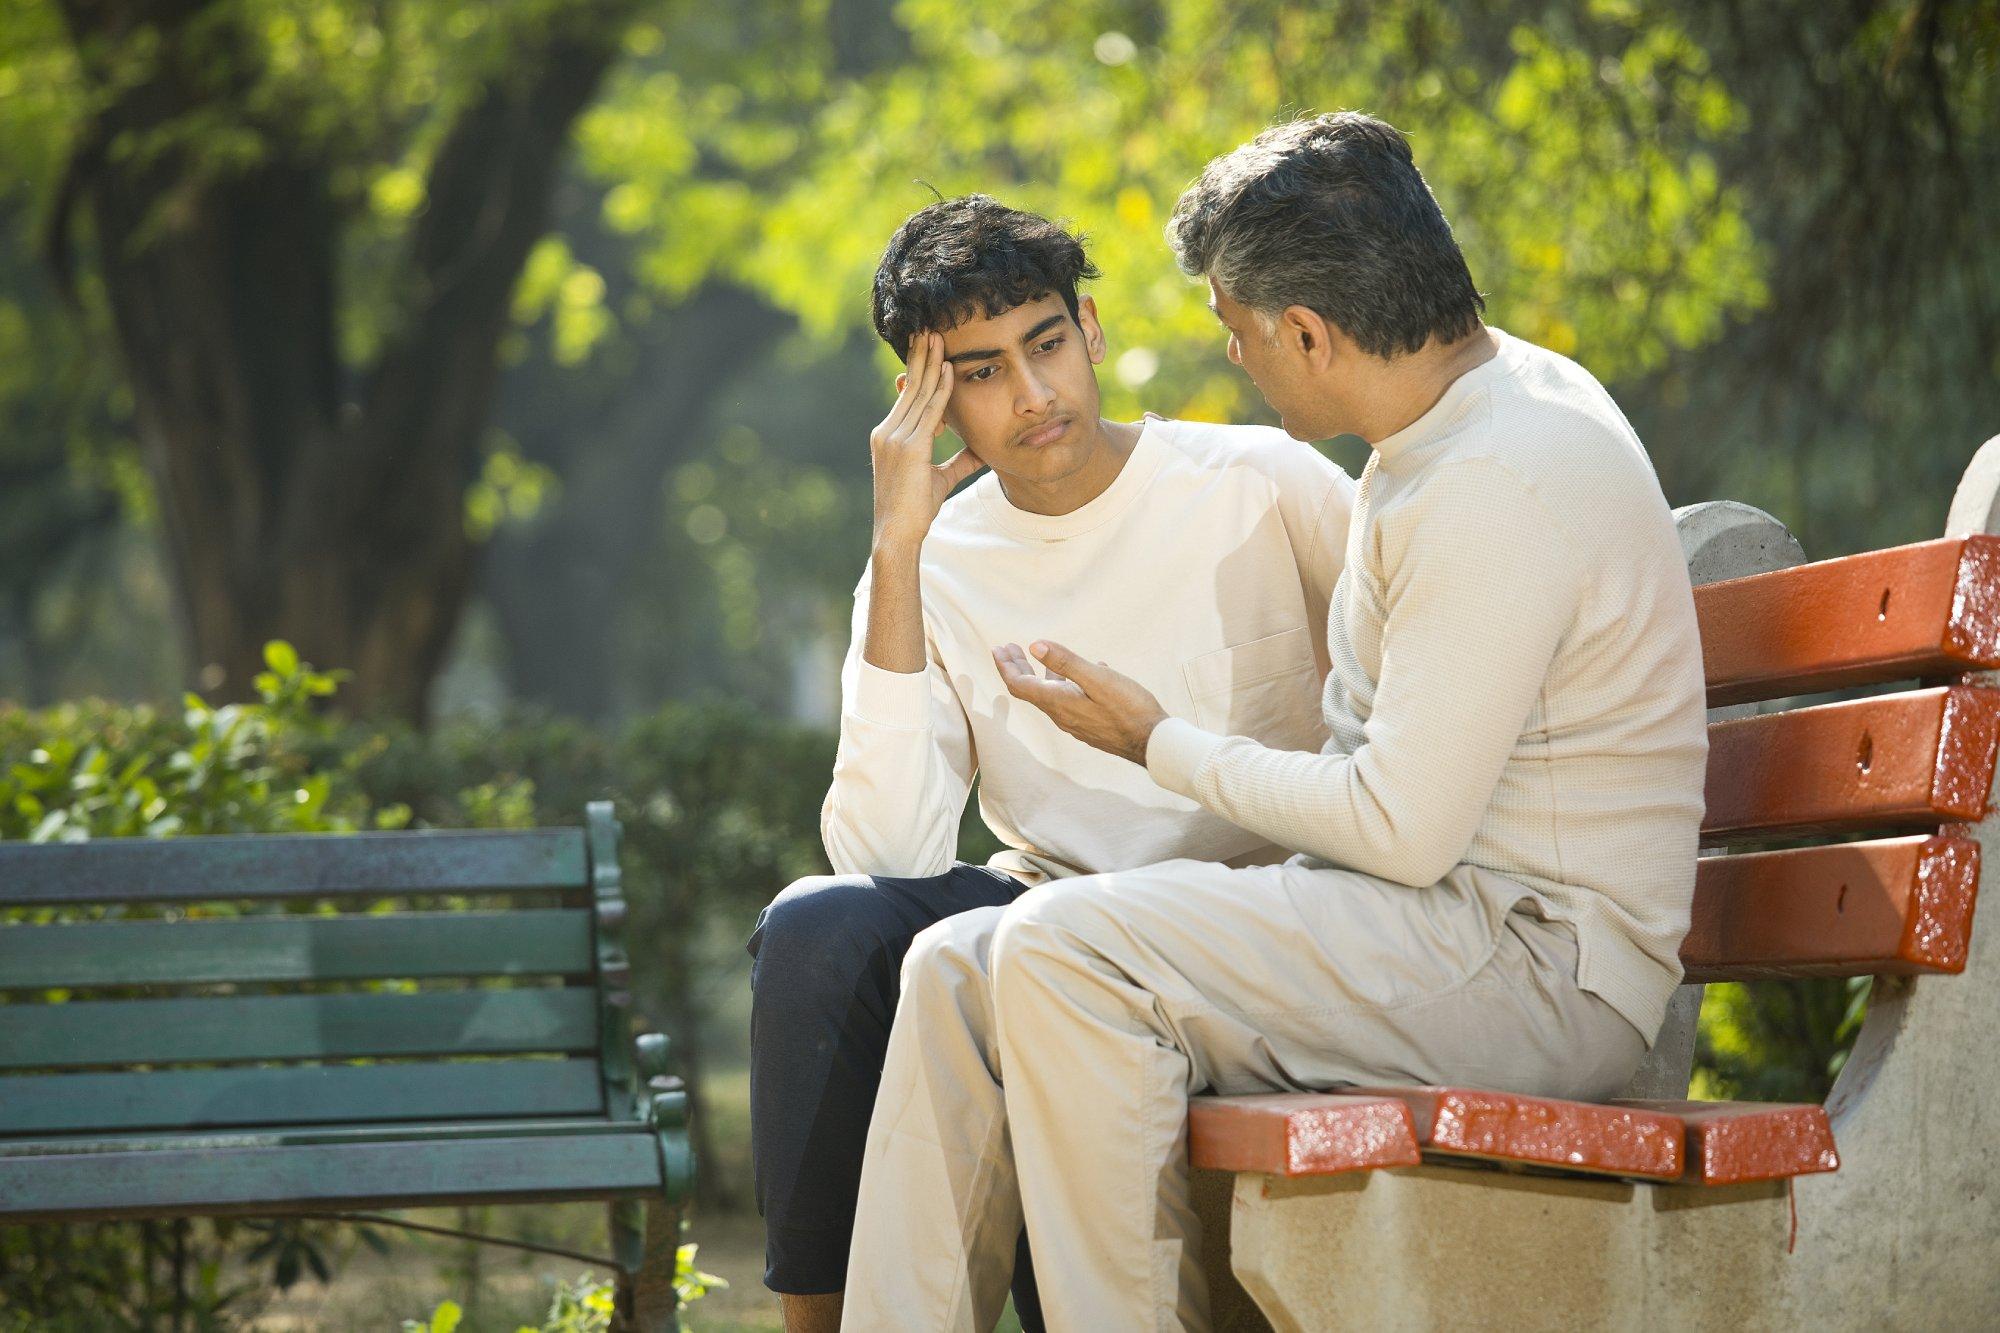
[1015,372,1057,418]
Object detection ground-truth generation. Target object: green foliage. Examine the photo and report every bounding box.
[404,1248,719,1333]
[0,642,368,845]
[673,1241,728,1309]
[645,0,1765,425]
[1692,977,1868,1103]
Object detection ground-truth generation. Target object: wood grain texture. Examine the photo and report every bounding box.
[0,1058,605,1135]
[0,1131,662,1222]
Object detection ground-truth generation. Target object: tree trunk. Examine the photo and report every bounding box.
[50,0,634,721]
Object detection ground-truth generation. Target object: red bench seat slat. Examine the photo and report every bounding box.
[1685,833,1980,980]
[1695,535,2000,707]
[1353,1086,1685,1180]
[1186,1093,1420,1177]
[1190,1090,1838,1187]
[1703,686,2000,841]
[1614,1099,1839,1185]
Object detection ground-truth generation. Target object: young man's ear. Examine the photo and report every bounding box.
[1077,295,1108,364]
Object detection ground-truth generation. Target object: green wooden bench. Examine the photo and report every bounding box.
[0,801,690,1331]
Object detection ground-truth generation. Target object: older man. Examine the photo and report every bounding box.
[842,113,1709,1331]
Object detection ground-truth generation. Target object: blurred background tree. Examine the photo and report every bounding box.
[7,0,1990,724]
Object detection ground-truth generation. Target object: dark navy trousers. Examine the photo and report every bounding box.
[746,865,1044,1327]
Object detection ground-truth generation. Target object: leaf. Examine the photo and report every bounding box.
[263,640,300,676]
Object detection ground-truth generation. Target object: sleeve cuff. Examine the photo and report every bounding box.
[1146,717,1226,799]
[852,660,934,730]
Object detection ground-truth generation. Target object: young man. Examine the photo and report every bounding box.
[747,195,1355,1331]
[843,115,1710,1330]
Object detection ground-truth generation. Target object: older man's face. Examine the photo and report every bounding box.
[1200,276,1376,438]
[1208,279,1337,441]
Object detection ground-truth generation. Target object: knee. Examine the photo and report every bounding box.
[989,878,1110,998]
[898,910,996,1007]
[748,875,899,977]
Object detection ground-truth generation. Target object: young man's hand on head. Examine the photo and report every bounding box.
[870,330,985,552]
[993,641,1168,767]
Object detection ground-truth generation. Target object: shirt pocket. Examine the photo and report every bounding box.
[1181,626,1324,750]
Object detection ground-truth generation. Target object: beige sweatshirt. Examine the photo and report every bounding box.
[823,416,1354,885]
[1147,332,1709,1041]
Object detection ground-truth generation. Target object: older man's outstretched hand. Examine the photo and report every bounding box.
[994,640,1169,768]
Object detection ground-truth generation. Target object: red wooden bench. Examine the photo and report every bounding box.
[1185,437,2000,1329]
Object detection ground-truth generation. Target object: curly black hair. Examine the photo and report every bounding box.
[871,195,1100,362]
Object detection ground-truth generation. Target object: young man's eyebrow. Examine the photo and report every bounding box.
[942,314,1072,365]
[1018,314,1068,344]
[943,346,1003,365]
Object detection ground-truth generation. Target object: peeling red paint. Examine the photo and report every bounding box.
[1933,687,2000,817]
[1901,833,1980,972]
[1943,537,2000,662]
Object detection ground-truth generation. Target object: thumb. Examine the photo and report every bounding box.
[936,447,985,490]
[1030,640,1099,689]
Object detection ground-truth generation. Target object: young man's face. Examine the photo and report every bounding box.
[924,292,1108,485]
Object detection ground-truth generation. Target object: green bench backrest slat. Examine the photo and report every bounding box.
[0,1058,607,1135]
[0,911,594,989]
[0,828,588,906]
[0,1134,663,1221]
[2,988,601,1070]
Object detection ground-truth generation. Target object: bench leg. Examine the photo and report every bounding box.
[611,1198,681,1333]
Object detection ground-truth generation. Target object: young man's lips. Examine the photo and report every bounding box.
[1016,418,1070,448]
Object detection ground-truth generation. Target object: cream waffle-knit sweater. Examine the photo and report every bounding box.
[1146,330,1708,1041]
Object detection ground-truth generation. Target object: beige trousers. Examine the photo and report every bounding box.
[840,856,1647,1332]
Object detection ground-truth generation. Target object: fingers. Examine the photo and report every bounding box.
[993,642,1035,680]
[992,644,1080,710]
[914,360,954,439]
[884,333,949,443]
[1029,640,1097,689]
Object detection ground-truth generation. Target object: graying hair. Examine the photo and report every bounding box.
[1166,112,1484,358]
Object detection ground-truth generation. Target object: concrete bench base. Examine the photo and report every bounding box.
[1203,1164,1788,1331]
